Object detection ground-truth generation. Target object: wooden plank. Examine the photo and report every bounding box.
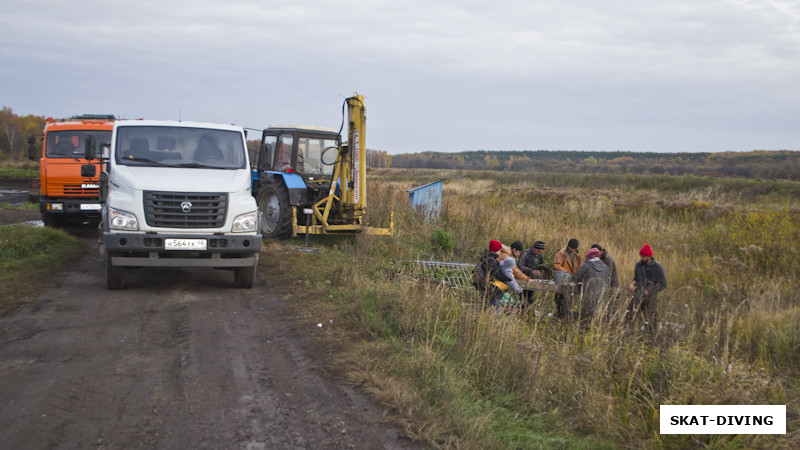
[522,279,576,295]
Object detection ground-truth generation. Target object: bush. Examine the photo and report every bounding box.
[431,228,454,253]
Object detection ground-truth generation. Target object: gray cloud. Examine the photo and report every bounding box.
[2,0,798,153]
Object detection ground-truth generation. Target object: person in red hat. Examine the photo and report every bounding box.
[472,240,513,309]
[627,244,667,336]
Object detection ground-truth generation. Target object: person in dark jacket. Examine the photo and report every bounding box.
[476,240,513,309]
[519,240,550,279]
[627,244,667,336]
[573,247,611,328]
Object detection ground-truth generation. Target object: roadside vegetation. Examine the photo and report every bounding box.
[278,168,799,448]
[0,214,84,316]
[0,163,37,180]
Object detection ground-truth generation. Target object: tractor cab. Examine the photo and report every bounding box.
[259,126,339,182]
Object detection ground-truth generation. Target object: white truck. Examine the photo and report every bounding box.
[85,120,261,289]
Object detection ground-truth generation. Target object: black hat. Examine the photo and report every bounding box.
[567,238,579,249]
[533,241,545,250]
[510,240,524,252]
[591,244,603,251]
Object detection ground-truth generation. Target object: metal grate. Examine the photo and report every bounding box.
[403,260,475,289]
[144,191,227,228]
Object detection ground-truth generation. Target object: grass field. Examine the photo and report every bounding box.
[282,168,799,448]
[0,220,84,316]
[0,162,38,180]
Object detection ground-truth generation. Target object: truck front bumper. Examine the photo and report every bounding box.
[104,232,262,268]
[41,197,102,215]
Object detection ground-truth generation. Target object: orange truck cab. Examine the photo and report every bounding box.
[29,114,114,227]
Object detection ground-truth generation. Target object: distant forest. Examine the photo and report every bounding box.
[4,107,798,180]
[390,149,800,180]
[0,107,47,160]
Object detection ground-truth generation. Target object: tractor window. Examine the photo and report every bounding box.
[273,135,293,172]
[297,137,336,176]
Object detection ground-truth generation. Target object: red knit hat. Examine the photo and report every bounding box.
[639,244,653,257]
[489,240,502,253]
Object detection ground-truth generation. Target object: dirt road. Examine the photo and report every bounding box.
[0,231,417,449]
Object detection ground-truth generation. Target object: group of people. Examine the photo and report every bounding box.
[473,238,667,333]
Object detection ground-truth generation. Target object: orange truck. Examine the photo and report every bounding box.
[28,114,114,226]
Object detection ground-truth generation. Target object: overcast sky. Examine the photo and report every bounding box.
[2,0,798,154]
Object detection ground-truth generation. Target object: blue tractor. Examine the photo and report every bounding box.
[251,94,393,239]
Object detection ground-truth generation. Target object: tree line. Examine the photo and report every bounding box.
[5,107,796,179]
[0,107,46,160]
[391,149,800,180]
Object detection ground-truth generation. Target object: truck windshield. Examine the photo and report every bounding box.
[116,126,246,169]
[46,131,111,158]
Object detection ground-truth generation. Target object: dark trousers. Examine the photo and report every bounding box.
[554,293,569,319]
[627,294,658,335]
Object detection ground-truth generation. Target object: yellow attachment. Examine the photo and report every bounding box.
[292,207,393,237]
[289,93,392,238]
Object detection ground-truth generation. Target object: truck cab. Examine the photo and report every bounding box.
[96,120,262,289]
[30,114,114,227]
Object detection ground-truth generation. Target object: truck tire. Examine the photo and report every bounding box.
[257,183,292,239]
[234,264,256,289]
[105,251,124,290]
[42,212,63,228]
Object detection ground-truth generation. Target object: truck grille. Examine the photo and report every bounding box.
[57,184,99,196]
[143,191,227,228]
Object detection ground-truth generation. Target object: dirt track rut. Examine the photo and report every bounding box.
[0,231,416,449]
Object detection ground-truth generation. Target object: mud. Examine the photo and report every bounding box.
[0,233,417,449]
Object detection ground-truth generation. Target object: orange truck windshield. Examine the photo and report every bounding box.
[46,130,111,158]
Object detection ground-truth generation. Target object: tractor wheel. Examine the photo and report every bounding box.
[257,183,293,239]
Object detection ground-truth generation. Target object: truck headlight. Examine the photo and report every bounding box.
[232,211,258,233]
[109,207,139,231]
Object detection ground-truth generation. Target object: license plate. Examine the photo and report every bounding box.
[165,239,207,250]
[80,203,102,211]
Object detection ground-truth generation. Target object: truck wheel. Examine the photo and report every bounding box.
[257,183,292,239]
[105,251,124,290]
[234,264,256,289]
[42,212,63,228]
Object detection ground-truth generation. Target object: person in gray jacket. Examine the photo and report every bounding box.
[591,244,619,294]
[572,247,611,327]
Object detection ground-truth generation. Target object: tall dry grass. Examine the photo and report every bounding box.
[290,168,799,448]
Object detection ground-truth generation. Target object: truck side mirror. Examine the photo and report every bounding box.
[27,136,37,161]
[101,143,110,159]
[85,135,97,160]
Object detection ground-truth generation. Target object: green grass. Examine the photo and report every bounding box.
[0,201,37,210]
[0,166,37,180]
[0,224,84,315]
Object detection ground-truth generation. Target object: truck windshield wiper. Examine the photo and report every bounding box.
[125,156,170,167]
[175,162,218,168]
